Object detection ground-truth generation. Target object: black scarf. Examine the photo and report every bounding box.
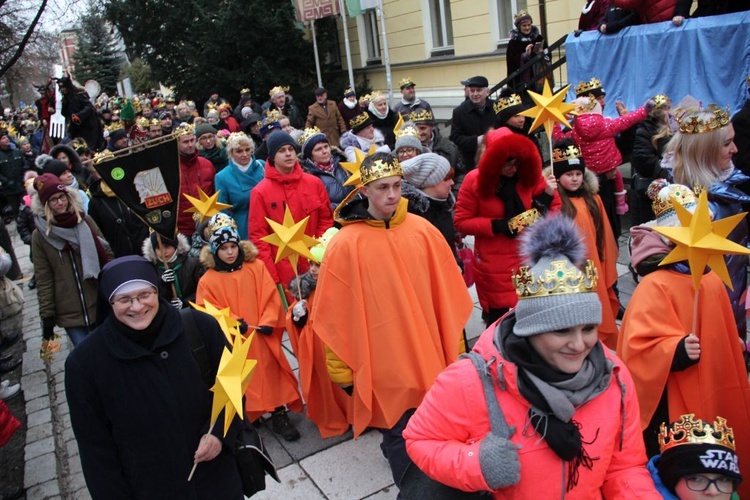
[500,318,610,491]
[113,301,168,350]
[213,245,245,273]
[496,176,526,219]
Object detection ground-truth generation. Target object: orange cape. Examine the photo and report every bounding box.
[312,203,474,437]
[617,270,750,497]
[570,195,619,348]
[286,290,351,438]
[196,261,302,421]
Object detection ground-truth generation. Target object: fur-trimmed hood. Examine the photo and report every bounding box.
[49,143,85,176]
[199,240,258,269]
[30,186,83,217]
[477,128,543,197]
[542,165,600,194]
[141,233,191,264]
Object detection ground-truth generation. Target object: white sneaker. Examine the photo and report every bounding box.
[0,379,20,400]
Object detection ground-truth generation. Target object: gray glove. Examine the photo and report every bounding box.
[479,433,521,490]
[169,297,182,309]
[292,299,308,322]
[161,269,175,283]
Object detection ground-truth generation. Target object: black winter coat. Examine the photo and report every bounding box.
[61,90,104,151]
[402,182,460,266]
[370,108,399,150]
[15,204,34,245]
[142,233,205,307]
[449,99,497,171]
[87,179,149,258]
[302,157,354,209]
[0,147,27,196]
[732,99,750,177]
[631,120,671,180]
[65,304,243,500]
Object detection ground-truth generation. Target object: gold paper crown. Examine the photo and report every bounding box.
[217,102,231,112]
[649,182,698,219]
[350,112,371,130]
[360,156,403,185]
[105,122,124,133]
[652,94,670,109]
[136,117,149,128]
[150,118,162,127]
[343,87,355,97]
[575,78,603,97]
[507,208,541,235]
[678,104,731,134]
[208,213,237,234]
[358,94,370,105]
[552,145,582,163]
[514,10,530,22]
[658,414,735,453]
[399,77,414,88]
[493,94,523,115]
[227,131,249,144]
[93,149,115,165]
[269,85,289,97]
[513,258,598,299]
[409,109,435,123]
[297,126,323,146]
[240,87,251,94]
[265,109,282,123]
[176,123,195,136]
[395,125,420,140]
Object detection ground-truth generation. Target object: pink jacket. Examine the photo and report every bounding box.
[404,320,660,499]
[572,107,647,175]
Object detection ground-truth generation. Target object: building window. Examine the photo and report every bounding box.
[428,0,454,55]
[363,9,381,64]
[493,0,528,45]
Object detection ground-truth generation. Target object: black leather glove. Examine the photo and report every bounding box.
[237,319,249,335]
[491,219,516,238]
[42,317,55,340]
[257,325,274,336]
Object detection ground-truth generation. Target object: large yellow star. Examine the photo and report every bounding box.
[210,332,257,436]
[342,144,378,187]
[653,190,750,290]
[520,80,577,140]
[261,206,319,271]
[189,299,241,343]
[183,187,232,222]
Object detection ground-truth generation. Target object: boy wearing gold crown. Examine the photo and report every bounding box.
[404,214,659,497]
[312,153,473,492]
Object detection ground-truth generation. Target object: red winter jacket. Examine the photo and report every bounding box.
[0,399,19,447]
[177,152,215,236]
[249,161,333,285]
[572,107,647,174]
[612,0,677,23]
[404,318,662,499]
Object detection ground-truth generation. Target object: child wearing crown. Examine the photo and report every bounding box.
[618,182,750,497]
[196,213,303,441]
[649,415,743,499]
[545,139,620,348]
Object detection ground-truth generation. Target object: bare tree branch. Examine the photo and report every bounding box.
[0,0,47,79]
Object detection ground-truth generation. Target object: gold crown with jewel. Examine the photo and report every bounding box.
[399,77,414,88]
[269,85,289,97]
[93,149,115,164]
[552,144,582,163]
[659,414,736,453]
[648,182,698,219]
[493,94,523,115]
[575,78,603,97]
[349,112,371,130]
[507,208,541,235]
[136,117,149,128]
[678,104,730,134]
[297,126,323,146]
[360,156,403,185]
[409,109,434,123]
[652,94,670,109]
[395,124,420,140]
[150,118,162,127]
[513,257,598,298]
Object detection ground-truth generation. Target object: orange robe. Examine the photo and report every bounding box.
[312,198,474,437]
[286,290,350,438]
[617,270,750,498]
[570,195,619,348]
[196,260,302,421]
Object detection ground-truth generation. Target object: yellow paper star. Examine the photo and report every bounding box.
[190,299,241,343]
[183,187,232,222]
[210,332,257,435]
[261,206,319,271]
[392,113,404,135]
[520,80,577,140]
[653,190,750,290]
[342,144,378,187]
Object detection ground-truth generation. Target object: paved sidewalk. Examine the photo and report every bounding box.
[14,224,636,499]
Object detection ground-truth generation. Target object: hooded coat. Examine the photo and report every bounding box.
[404,316,661,499]
[142,234,204,307]
[50,143,88,189]
[572,106,647,175]
[454,129,561,311]
[214,156,265,239]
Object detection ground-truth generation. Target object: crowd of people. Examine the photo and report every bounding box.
[0,44,747,497]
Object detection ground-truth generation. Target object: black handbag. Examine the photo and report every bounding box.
[181,309,280,496]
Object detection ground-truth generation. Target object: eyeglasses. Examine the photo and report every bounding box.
[684,475,736,494]
[111,290,157,307]
[397,148,417,157]
[199,134,215,141]
[48,194,67,205]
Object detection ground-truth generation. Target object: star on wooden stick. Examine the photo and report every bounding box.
[653,190,750,290]
[520,80,577,140]
[189,299,241,343]
[261,206,319,271]
[183,187,232,222]
[342,144,378,187]
[210,332,257,436]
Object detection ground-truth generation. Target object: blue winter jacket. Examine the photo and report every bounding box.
[214,156,265,239]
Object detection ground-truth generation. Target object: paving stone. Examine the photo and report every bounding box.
[299,430,393,500]
[26,423,53,442]
[252,464,325,500]
[24,435,55,461]
[68,453,83,476]
[25,395,51,414]
[282,342,299,371]
[67,471,88,495]
[24,479,60,499]
[275,411,353,462]
[65,438,80,459]
[363,486,397,499]
[22,381,48,402]
[256,423,294,469]
[22,371,48,388]
[21,351,45,375]
[61,425,75,443]
[24,452,58,487]
[27,407,52,428]
[72,485,92,500]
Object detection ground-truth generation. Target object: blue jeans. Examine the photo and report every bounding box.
[65,326,92,346]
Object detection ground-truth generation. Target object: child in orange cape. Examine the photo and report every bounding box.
[196,213,302,442]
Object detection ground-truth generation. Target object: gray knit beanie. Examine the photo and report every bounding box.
[394,133,423,155]
[401,153,451,188]
[512,214,601,337]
